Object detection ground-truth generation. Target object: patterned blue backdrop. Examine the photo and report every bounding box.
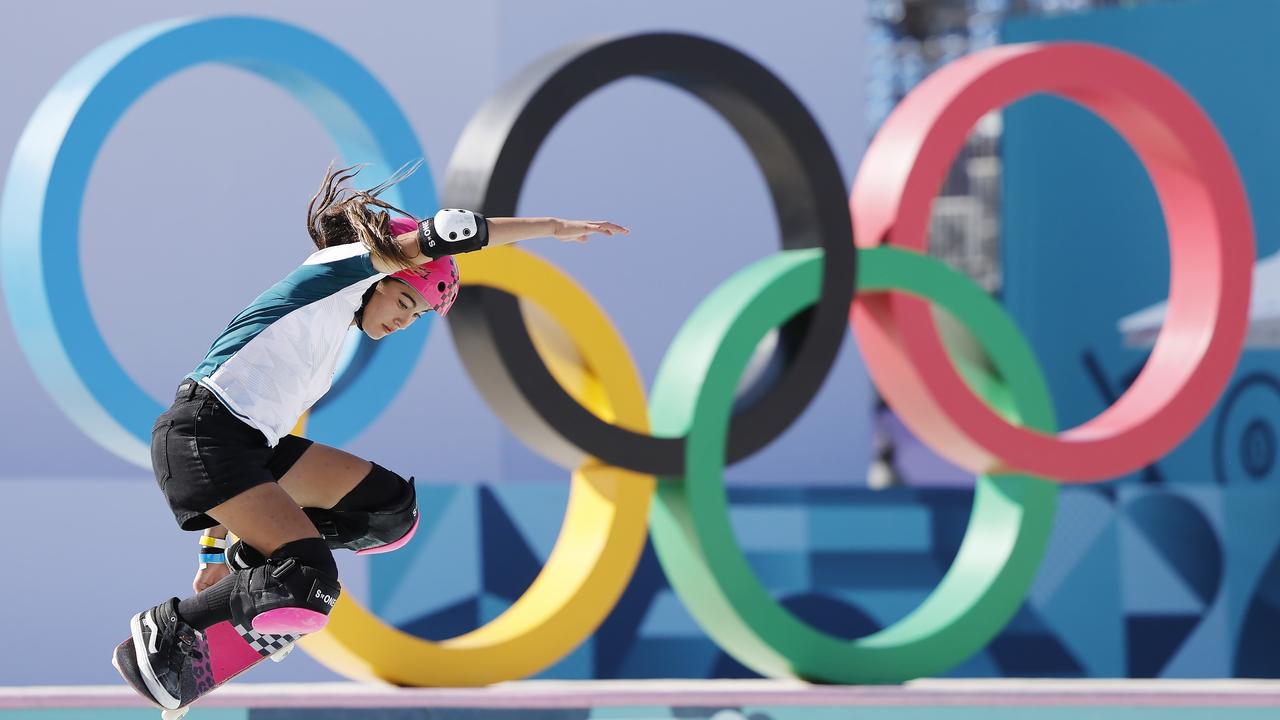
[368,482,1280,678]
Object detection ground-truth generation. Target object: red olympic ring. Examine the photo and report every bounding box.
[852,43,1254,482]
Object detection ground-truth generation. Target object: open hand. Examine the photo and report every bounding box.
[552,219,629,243]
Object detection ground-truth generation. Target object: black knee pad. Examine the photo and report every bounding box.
[229,543,340,635]
[304,471,420,555]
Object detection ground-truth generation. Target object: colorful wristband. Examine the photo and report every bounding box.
[199,535,227,549]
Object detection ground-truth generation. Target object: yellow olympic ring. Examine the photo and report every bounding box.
[296,247,654,685]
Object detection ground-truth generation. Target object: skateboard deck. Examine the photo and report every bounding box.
[112,619,300,719]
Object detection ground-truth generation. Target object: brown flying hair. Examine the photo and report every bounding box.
[305,161,423,271]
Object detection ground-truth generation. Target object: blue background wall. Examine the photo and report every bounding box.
[999,0,1280,677]
[1002,0,1280,485]
[372,481,1280,678]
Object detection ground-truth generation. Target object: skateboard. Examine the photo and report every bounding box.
[112,619,300,719]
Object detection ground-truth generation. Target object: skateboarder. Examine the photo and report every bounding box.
[114,162,628,709]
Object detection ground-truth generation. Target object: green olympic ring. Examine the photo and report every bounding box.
[649,246,1058,683]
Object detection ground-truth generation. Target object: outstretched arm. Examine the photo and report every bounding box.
[489,217,629,246]
[370,211,628,273]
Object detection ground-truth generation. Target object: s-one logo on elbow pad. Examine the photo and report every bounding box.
[418,220,436,249]
[0,18,1251,686]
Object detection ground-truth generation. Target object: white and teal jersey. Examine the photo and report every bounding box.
[187,243,386,446]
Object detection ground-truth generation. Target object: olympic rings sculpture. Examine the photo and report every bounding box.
[0,17,1251,685]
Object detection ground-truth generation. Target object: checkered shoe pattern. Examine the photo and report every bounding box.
[232,623,300,657]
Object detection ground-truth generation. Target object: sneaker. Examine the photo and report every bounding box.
[124,598,214,709]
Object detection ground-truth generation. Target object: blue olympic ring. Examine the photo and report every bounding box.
[0,16,437,466]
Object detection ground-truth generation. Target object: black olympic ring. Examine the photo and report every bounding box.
[443,33,856,475]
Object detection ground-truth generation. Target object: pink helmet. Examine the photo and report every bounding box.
[390,257,460,316]
[386,216,460,316]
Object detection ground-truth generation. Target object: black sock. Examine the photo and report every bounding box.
[176,574,236,631]
[271,537,338,580]
[331,463,406,512]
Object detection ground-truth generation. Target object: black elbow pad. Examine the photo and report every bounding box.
[417,209,489,257]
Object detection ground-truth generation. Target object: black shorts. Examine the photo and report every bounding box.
[151,381,313,531]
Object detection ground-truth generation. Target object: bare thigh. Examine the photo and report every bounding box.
[206,483,321,556]
[277,442,372,510]
[207,443,371,555]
